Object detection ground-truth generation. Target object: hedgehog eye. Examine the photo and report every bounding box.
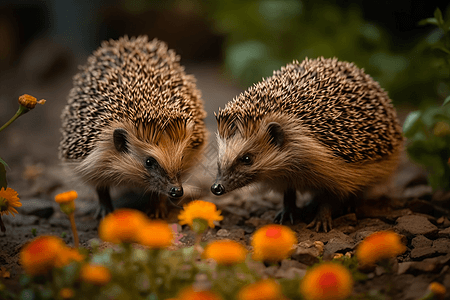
[240,154,253,165]
[145,157,158,168]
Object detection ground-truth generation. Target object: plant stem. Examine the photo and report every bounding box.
[0,106,29,133]
[68,213,79,248]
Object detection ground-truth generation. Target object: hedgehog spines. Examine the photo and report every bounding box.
[216,57,403,163]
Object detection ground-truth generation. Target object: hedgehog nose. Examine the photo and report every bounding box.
[169,186,183,198]
[211,183,225,196]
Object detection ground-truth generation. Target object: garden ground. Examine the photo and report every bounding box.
[0,39,449,299]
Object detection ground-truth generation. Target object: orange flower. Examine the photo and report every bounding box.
[59,288,75,299]
[251,224,297,262]
[237,279,287,300]
[178,200,223,230]
[80,264,111,286]
[203,240,247,265]
[18,94,46,110]
[299,262,353,300]
[98,209,149,244]
[55,190,78,203]
[428,282,446,300]
[176,286,223,300]
[0,187,21,217]
[138,220,174,248]
[356,231,406,266]
[55,247,84,268]
[20,235,65,276]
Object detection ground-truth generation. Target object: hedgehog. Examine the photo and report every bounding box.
[59,36,207,218]
[211,57,403,232]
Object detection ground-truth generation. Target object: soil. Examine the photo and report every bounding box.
[1,38,450,299]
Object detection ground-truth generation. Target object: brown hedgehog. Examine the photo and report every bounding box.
[211,57,403,232]
[59,36,207,217]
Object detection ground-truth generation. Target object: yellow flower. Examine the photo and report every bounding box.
[176,286,223,300]
[55,247,85,268]
[138,220,174,248]
[20,235,65,276]
[59,288,75,299]
[0,187,21,217]
[299,262,353,300]
[237,279,287,300]
[428,282,446,300]
[251,224,297,262]
[18,94,46,110]
[80,264,111,286]
[55,190,78,203]
[178,200,223,230]
[98,208,149,244]
[203,240,247,265]
[356,231,406,266]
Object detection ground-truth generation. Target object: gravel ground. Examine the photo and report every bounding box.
[0,38,449,299]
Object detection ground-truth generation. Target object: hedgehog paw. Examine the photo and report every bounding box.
[274,208,296,225]
[306,205,333,232]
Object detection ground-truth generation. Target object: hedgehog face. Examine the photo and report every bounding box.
[76,121,197,198]
[211,120,289,195]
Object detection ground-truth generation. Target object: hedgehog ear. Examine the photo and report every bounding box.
[267,122,284,147]
[113,128,129,153]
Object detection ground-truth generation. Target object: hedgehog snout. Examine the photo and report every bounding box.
[211,183,225,196]
[169,186,183,198]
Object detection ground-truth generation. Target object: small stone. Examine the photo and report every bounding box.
[396,215,439,238]
[411,235,432,249]
[323,238,354,259]
[432,238,450,254]
[292,241,321,266]
[18,198,54,219]
[216,229,230,237]
[438,227,450,238]
[410,247,438,260]
[228,228,245,240]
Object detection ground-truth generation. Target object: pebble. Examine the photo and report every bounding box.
[438,227,450,238]
[323,238,354,259]
[411,235,433,249]
[216,229,230,237]
[292,240,321,266]
[395,215,439,238]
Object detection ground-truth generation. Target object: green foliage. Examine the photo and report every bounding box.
[205,1,450,106]
[404,8,450,190]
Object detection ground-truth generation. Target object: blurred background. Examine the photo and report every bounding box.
[1,0,450,185]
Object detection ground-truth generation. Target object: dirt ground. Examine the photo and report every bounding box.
[0,38,450,299]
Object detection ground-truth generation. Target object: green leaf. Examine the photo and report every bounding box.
[443,95,450,106]
[434,8,444,27]
[418,18,438,26]
[403,110,422,136]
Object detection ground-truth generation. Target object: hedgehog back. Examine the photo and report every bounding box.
[216,57,403,163]
[60,36,206,160]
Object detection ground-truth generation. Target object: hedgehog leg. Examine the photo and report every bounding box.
[306,201,333,232]
[274,188,298,224]
[94,186,114,219]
